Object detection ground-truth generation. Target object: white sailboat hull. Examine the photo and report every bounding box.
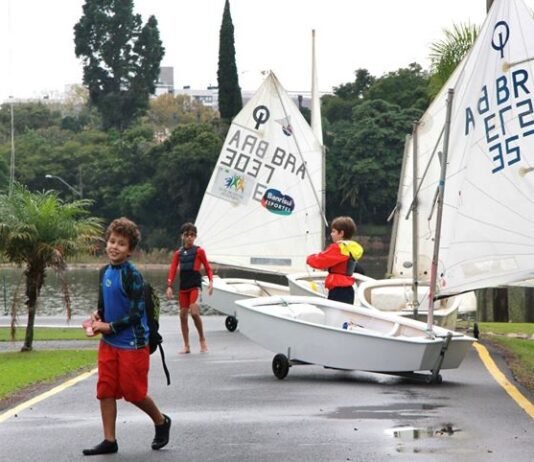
[286,271,375,304]
[202,276,289,317]
[356,279,468,329]
[235,296,475,374]
[287,273,474,328]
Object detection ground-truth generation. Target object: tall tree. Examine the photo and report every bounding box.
[367,63,429,111]
[217,0,242,121]
[333,68,375,101]
[0,185,102,351]
[74,0,165,130]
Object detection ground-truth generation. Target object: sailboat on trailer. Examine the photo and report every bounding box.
[236,0,534,381]
[356,80,477,329]
[195,69,326,331]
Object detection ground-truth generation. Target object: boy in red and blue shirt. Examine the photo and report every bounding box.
[307,216,364,305]
[83,217,171,456]
[166,222,213,354]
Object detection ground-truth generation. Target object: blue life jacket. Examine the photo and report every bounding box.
[179,245,201,289]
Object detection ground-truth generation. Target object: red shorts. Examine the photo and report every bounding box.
[179,287,200,309]
[96,341,149,402]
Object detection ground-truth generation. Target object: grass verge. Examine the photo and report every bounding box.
[474,322,534,395]
[0,327,97,342]
[0,349,97,400]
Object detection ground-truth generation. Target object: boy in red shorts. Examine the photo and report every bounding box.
[83,217,171,456]
[166,222,213,353]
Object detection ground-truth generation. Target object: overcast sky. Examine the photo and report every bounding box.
[0,0,529,102]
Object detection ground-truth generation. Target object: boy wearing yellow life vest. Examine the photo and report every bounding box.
[306,216,364,304]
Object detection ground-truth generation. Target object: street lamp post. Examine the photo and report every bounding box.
[9,98,15,195]
[45,174,82,198]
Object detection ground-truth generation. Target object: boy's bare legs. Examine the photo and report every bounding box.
[190,302,208,352]
[132,396,165,425]
[133,396,171,451]
[179,308,190,353]
[100,398,117,441]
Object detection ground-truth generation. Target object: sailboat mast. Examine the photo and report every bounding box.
[386,134,411,276]
[426,88,455,332]
[311,29,327,244]
[411,121,420,317]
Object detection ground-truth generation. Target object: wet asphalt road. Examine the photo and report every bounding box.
[0,315,533,461]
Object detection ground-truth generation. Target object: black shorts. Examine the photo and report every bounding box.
[327,286,354,305]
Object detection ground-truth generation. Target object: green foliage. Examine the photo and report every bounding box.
[0,185,103,351]
[333,68,375,100]
[0,350,97,399]
[0,185,103,265]
[217,0,243,120]
[146,94,217,133]
[0,155,7,192]
[324,65,427,224]
[147,123,223,247]
[74,0,165,130]
[0,102,62,144]
[428,23,479,98]
[366,63,430,111]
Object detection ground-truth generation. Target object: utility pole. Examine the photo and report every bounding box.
[8,97,15,196]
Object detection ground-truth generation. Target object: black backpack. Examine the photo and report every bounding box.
[98,265,171,385]
[143,282,171,385]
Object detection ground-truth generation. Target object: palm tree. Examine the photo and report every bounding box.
[428,23,479,99]
[0,184,103,351]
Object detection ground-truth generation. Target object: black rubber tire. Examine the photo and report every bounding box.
[426,374,443,384]
[225,315,238,332]
[272,353,290,380]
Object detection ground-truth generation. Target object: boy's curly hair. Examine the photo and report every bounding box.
[104,217,141,250]
[331,216,357,239]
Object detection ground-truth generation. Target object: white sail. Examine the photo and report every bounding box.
[195,71,324,274]
[437,0,534,295]
[390,62,467,281]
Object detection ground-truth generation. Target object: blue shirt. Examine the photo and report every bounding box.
[100,261,148,350]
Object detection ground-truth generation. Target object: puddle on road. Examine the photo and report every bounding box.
[385,423,459,440]
[323,403,444,420]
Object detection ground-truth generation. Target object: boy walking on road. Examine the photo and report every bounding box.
[166,222,213,353]
[83,217,171,456]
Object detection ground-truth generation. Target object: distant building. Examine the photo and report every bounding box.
[174,86,313,113]
[175,86,219,110]
[155,67,175,96]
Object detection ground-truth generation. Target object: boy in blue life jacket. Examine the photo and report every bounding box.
[166,222,213,354]
[306,216,364,305]
[83,217,171,456]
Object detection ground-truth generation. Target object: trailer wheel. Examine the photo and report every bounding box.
[272,353,290,379]
[225,315,238,332]
[426,374,443,384]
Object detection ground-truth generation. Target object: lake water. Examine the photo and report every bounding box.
[0,258,387,318]
[0,266,192,318]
